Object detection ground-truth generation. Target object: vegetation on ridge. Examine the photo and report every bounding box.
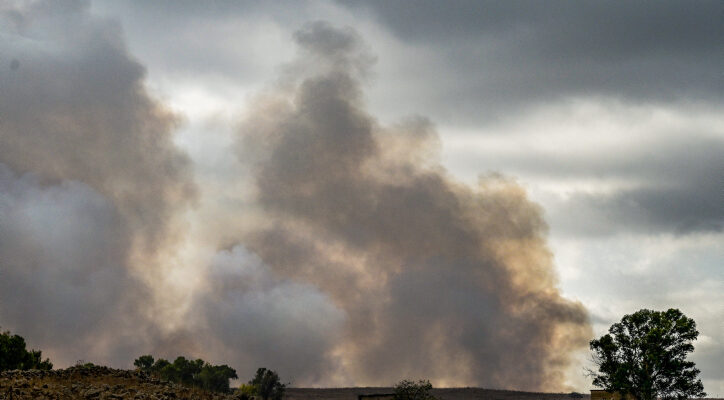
[133,354,238,393]
[393,379,437,400]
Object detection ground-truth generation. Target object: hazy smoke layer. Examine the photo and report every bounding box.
[233,22,591,390]
[0,0,194,364]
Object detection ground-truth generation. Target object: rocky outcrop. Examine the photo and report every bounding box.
[0,366,243,400]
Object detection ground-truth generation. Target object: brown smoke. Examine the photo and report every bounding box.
[234,21,591,390]
[1,3,590,389]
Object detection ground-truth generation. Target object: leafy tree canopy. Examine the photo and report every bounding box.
[589,308,706,400]
[0,329,52,371]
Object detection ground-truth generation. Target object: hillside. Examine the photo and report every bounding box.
[287,388,724,400]
[2,368,722,400]
[286,387,590,400]
[0,365,241,399]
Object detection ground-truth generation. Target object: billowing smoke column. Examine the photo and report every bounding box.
[229,22,591,389]
[0,0,195,364]
[0,1,590,390]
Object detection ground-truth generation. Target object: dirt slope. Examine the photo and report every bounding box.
[3,369,720,400]
[0,366,240,400]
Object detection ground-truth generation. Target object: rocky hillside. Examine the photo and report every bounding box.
[0,365,243,400]
[285,387,590,400]
[285,388,724,400]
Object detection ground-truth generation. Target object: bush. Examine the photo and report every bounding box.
[393,379,436,400]
[0,329,52,371]
[238,383,257,396]
[132,354,238,393]
[74,360,97,369]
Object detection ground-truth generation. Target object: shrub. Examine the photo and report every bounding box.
[74,360,96,369]
[393,379,436,400]
[238,383,257,396]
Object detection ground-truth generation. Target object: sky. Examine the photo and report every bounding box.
[1,0,722,395]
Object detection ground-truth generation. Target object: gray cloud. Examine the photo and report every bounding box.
[340,0,722,124]
[447,132,724,236]
[0,0,195,366]
[91,0,723,126]
[233,21,591,390]
[554,180,723,237]
[90,0,298,87]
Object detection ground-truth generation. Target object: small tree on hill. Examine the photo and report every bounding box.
[0,329,52,371]
[393,379,436,400]
[589,308,706,400]
[249,367,286,400]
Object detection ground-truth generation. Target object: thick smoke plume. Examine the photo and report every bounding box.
[229,22,592,390]
[1,2,590,390]
[0,0,195,365]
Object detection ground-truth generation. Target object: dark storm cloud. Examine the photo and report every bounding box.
[233,21,591,389]
[0,0,195,365]
[555,177,724,236]
[340,0,722,120]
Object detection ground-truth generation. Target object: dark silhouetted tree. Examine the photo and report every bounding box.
[589,309,706,400]
[249,367,286,400]
[0,329,52,371]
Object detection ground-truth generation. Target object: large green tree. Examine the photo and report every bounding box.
[589,309,706,400]
[0,329,52,371]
